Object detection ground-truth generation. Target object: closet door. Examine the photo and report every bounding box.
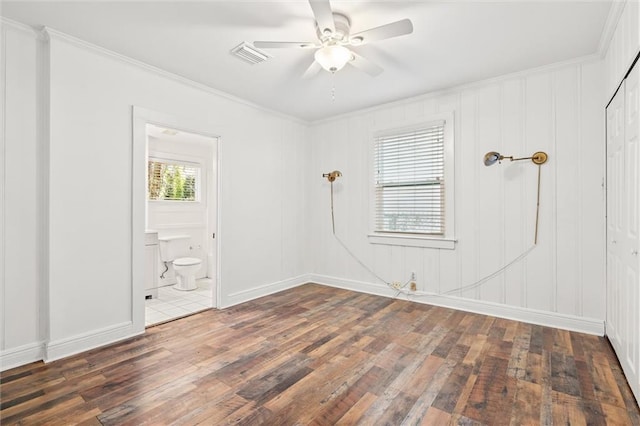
[606,64,640,401]
[622,64,640,397]
[607,80,625,355]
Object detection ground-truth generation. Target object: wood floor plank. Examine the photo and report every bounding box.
[309,365,390,425]
[552,390,587,426]
[431,362,473,414]
[398,359,457,423]
[334,392,378,425]
[419,406,452,425]
[461,355,516,424]
[507,322,531,380]
[510,379,542,425]
[1,283,638,424]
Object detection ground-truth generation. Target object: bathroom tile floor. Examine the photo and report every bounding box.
[145,278,213,327]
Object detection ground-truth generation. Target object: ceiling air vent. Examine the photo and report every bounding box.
[231,42,272,65]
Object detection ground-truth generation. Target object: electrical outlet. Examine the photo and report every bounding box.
[392,281,402,289]
[409,271,417,291]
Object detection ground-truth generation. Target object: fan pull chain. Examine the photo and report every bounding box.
[331,72,336,102]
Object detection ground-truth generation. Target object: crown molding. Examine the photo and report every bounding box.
[0,17,38,34]
[597,0,627,57]
[41,27,309,126]
[311,53,602,125]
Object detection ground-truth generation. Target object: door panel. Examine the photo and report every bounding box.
[624,65,640,395]
[607,81,625,351]
[607,63,640,402]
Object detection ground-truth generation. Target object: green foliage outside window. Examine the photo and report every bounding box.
[148,160,198,201]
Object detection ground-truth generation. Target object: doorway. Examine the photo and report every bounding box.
[144,124,218,326]
[132,107,220,333]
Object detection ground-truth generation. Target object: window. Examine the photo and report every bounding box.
[147,159,200,202]
[370,115,455,249]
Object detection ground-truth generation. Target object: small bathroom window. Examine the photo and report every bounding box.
[147,158,200,202]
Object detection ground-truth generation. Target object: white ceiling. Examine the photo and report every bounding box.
[2,1,612,121]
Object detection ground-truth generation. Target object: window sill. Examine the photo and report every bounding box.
[368,233,457,250]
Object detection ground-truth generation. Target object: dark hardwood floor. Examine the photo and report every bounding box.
[1,283,639,425]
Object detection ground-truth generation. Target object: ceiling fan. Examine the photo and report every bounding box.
[253,0,414,78]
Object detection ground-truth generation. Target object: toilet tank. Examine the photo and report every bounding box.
[157,235,190,262]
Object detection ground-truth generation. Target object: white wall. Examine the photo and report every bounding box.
[46,33,309,347]
[308,58,606,334]
[0,17,614,369]
[0,21,43,368]
[0,26,309,368]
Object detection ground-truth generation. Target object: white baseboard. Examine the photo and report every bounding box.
[1,273,604,372]
[0,341,45,372]
[308,274,605,336]
[45,321,143,363]
[222,274,310,308]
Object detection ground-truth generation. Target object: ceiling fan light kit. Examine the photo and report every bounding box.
[314,45,353,72]
[253,0,413,78]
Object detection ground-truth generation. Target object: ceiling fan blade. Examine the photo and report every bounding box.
[309,0,335,35]
[350,19,413,45]
[253,41,318,49]
[302,60,322,79]
[349,51,383,77]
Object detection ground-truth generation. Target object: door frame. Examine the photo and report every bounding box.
[131,106,222,333]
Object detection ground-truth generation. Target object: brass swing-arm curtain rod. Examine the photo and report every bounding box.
[483,151,548,245]
[483,151,548,166]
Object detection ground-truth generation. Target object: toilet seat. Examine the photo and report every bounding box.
[174,257,202,267]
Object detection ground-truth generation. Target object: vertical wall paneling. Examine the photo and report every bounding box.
[451,91,474,298]
[554,67,581,317]
[524,73,555,312]
[502,79,526,308]
[0,20,6,354]
[36,28,50,350]
[0,21,41,368]
[477,85,503,304]
[347,116,367,283]
[310,58,606,333]
[580,61,605,320]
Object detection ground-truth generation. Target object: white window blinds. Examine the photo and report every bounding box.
[374,121,445,235]
[147,159,199,201]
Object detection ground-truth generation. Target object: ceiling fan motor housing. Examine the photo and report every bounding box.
[317,13,351,43]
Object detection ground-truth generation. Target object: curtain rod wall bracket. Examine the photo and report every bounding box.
[323,170,342,182]
[530,151,548,165]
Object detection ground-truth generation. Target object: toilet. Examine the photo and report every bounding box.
[157,235,202,291]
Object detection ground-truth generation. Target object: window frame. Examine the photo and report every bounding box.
[368,112,456,249]
[147,154,203,204]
